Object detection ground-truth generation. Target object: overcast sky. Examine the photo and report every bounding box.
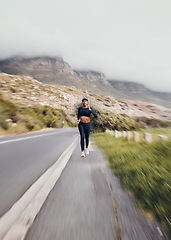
[0,0,171,92]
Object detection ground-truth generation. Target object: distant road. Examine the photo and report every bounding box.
[0,128,78,217]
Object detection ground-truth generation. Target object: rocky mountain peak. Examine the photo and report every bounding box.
[76,71,105,80]
[0,56,78,84]
[0,56,170,108]
[108,80,152,94]
[75,70,111,86]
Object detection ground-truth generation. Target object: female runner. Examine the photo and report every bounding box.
[77,97,98,157]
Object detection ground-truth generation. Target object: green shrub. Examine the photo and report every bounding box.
[0,93,17,120]
[0,94,18,129]
[0,93,76,134]
[10,87,17,93]
[89,106,140,132]
[25,118,35,130]
[32,124,42,131]
[0,112,8,130]
[7,123,27,134]
[136,117,171,128]
[19,105,74,129]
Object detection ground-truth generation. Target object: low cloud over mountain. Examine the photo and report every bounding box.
[1,0,171,92]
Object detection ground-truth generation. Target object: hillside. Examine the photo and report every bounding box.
[0,56,170,108]
[0,72,170,123]
[108,80,171,108]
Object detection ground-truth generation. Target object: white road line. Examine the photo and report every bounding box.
[0,130,67,144]
[73,133,79,137]
[0,136,78,240]
[156,226,163,236]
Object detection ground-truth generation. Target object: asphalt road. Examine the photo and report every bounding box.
[0,128,78,217]
[0,128,166,240]
[25,140,118,240]
[25,140,165,240]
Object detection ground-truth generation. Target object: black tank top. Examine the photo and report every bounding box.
[77,107,97,120]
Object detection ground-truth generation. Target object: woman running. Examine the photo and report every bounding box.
[77,97,98,157]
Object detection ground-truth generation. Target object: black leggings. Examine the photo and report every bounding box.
[78,121,91,151]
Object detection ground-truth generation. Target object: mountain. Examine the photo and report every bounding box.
[0,56,81,85]
[108,80,171,108]
[0,56,127,101]
[0,56,170,108]
[0,57,115,96]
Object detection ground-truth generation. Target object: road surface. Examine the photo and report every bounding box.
[0,128,77,217]
[0,128,166,240]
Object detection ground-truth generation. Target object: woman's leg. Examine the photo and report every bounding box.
[84,123,90,149]
[78,122,85,151]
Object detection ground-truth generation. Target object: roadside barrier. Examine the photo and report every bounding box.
[105,129,169,142]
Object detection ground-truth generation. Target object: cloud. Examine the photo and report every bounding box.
[0,0,171,92]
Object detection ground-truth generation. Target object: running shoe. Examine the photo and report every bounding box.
[81,152,85,157]
[86,148,89,155]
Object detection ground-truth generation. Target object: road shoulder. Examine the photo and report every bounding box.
[91,141,166,240]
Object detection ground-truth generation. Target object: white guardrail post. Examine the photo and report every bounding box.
[122,131,127,138]
[158,135,169,141]
[144,133,152,142]
[133,131,140,142]
[105,129,114,135]
[106,129,169,143]
[127,131,132,141]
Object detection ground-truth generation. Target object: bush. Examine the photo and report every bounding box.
[19,105,75,129]
[136,117,171,128]
[32,124,42,131]
[0,94,76,134]
[89,106,140,132]
[0,94,18,129]
[0,114,8,130]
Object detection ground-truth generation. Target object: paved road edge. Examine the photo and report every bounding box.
[0,136,78,240]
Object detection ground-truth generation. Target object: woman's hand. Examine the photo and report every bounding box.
[89,106,91,111]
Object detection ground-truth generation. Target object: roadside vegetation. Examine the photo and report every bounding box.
[141,128,171,141]
[135,117,171,128]
[91,132,171,238]
[88,106,141,132]
[0,93,76,135]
